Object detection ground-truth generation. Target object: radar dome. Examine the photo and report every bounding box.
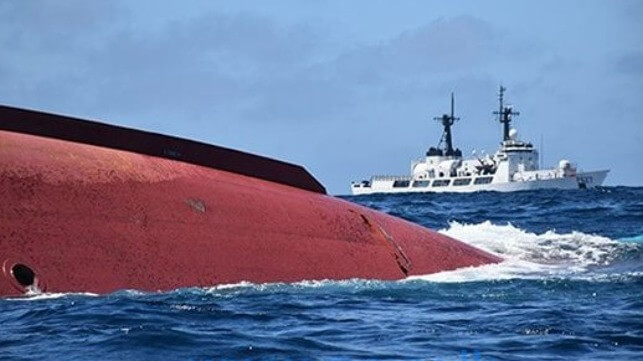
[559,160,571,169]
[412,163,430,177]
[509,128,518,140]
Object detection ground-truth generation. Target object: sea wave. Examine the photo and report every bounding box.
[410,221,642,283]
[6,222,641,300]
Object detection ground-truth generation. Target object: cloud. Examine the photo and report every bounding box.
[338,16,499,77]
[4,0,539,134]
[247,16,523,122]
[0,3,328,120]
[3,2,640,191]
[0,0,119,50]
[0,0,121,111]
[615,52,643,77]
[0,6,521,124]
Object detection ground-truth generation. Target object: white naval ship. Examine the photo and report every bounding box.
[351,87,608,195]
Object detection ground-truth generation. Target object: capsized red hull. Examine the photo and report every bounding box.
[0,107,500,297]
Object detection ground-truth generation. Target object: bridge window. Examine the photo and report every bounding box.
[393,180,410,188]
[412,180,430,188]
[432,179,450,187]
[453,178,472,186]
[474,176,493,185]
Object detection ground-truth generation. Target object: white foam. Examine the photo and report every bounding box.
[207,281,256,291]
[201,278,382,294]
[8,223,637,298]
[7,291,98,301]
[410,221,639,283]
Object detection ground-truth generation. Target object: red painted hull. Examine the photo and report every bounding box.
[0,109,500,297]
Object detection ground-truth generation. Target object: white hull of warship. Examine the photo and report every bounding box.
[351,87,608,195]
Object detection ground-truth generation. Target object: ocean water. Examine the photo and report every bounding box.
[1,187,642,360]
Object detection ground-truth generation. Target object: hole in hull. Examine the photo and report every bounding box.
[11,264,35,287]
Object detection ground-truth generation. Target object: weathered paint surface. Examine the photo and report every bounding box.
[0,105,326,194]
[0,123,500,297]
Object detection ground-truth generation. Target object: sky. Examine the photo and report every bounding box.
[1,0,641,194]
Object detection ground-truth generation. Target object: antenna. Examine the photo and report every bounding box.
[498,85,505,118]
[451,92,455,120]
[540,134,544,168]
[433,92,460,155]
[492,85,520,141]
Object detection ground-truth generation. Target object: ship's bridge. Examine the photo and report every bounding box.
[494,129,540,176]
[500,129,534,153]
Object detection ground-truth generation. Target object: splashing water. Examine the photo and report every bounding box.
[410,221,641,283]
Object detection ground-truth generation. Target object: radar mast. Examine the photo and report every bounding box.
[433,93,460,156]
[493,86,520,141]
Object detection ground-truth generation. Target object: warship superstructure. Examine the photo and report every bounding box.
[351,87,608,195]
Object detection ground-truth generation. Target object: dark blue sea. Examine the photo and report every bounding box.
[2,187,642,361]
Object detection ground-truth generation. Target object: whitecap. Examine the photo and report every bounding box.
[410,221,640,283]
[7,291,98,301]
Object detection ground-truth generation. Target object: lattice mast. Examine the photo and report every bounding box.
[493,86,520,141]
[433,93,459,155]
